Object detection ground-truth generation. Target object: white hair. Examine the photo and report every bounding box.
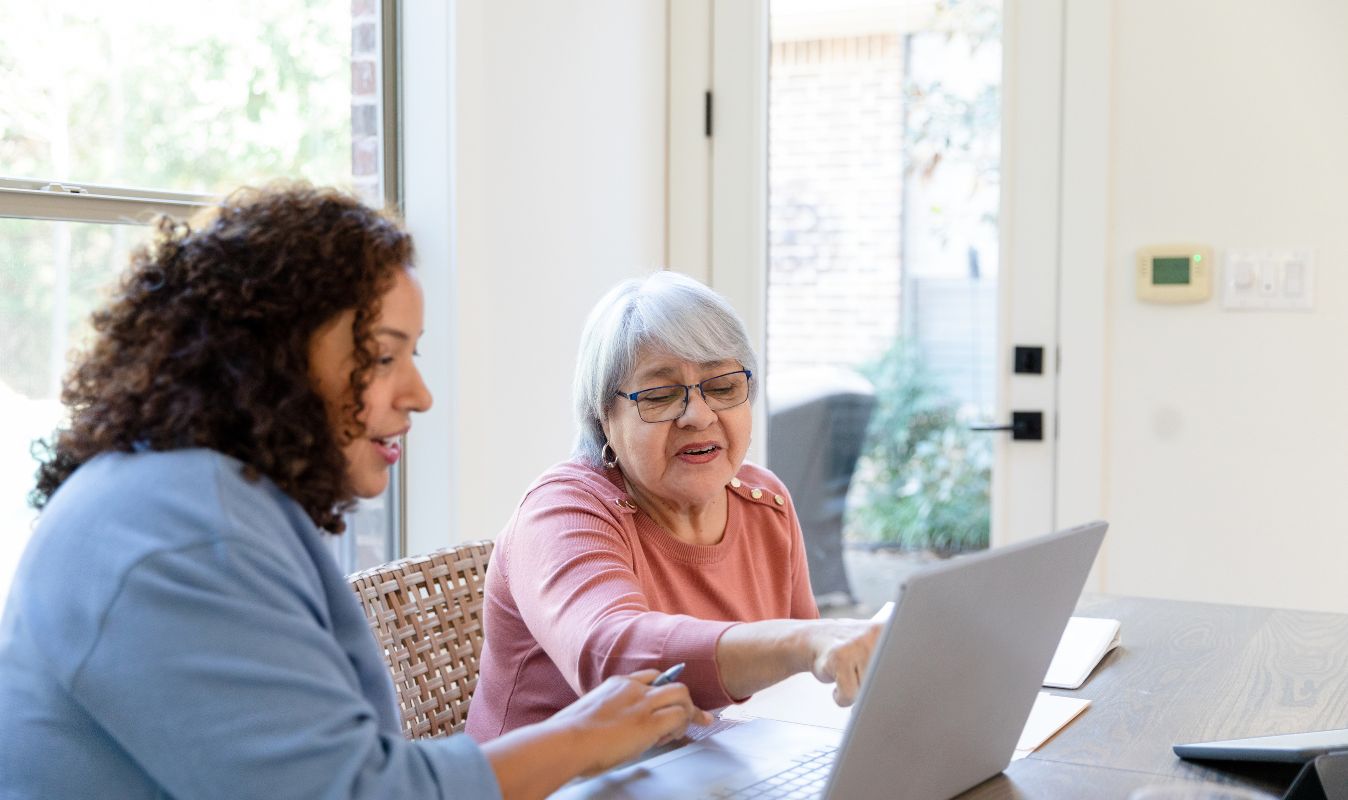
[572,271,759,467]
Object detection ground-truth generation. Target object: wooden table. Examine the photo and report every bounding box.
[961,595,1348,798]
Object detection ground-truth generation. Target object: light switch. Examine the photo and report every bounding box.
[1258,261,1278,296]
[1222,248,1315,311]
[1232,260,1255,289]
[1283,260,1305,296]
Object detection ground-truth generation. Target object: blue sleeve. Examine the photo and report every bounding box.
[64,536,502,800]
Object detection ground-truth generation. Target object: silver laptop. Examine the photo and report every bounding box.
[553,520,1107,800]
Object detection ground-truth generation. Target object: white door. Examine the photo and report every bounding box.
[995,0,1110,558]
[669,0,1101,569]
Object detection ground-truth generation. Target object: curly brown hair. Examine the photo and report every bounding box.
[31,183,413,533]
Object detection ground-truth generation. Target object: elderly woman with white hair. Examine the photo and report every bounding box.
[467,271,879,742]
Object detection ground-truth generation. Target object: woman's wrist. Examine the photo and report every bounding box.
[786,620,822,674]
[716,619,819,697]
[537,714,608,776]
[482,718,590,800]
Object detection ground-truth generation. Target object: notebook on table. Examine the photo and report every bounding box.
[869,601,1120,691]
[1043,616,1121,689]
[551,520,1108,800]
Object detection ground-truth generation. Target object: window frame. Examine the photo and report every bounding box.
[0,178,212,225]
[0,0,407,567]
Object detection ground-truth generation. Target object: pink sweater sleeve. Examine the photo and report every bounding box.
[502,480,741,709]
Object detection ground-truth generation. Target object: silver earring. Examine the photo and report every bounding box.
[601,443,618,469]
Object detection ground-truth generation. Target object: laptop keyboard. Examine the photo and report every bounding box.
[685,716,748,741]
[701,746,837,799]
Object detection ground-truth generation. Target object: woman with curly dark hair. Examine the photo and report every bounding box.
[0,184,707,800]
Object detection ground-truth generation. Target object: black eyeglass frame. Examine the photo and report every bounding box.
[614,369,754,423]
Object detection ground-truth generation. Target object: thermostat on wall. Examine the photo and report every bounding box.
[1135,244,1212,303]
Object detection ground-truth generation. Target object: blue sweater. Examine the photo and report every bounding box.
[0,449,502,799]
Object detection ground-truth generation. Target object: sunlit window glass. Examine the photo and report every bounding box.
[0,219,133,604]
[0,0,377,201]
[0,0,397,614]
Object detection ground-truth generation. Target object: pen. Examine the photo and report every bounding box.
[651,662,686,687]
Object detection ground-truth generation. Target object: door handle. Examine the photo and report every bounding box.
[969,411,1043,441]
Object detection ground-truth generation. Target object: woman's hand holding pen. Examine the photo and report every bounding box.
[481,666,710,800]
[546,666,712,777]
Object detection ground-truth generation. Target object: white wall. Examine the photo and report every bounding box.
[1082,0,1348,612]
[412,1,1348,615]
[409,0,668,550]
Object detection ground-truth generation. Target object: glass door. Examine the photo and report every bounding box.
[764,0,1004,610]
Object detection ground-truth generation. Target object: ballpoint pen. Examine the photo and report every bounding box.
[651,662,686,687]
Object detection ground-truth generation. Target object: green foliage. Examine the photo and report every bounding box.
[847,340,991,553]
[0,0,351,194]
[0,0,354,401]
[904,0,1003,185]
[902,0,1003,249]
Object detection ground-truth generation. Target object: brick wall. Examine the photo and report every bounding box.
[767,34,905,375]
[351,0,381,206]
[341,0,391,571]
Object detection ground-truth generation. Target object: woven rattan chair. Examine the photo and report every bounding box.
[348,540,493,739]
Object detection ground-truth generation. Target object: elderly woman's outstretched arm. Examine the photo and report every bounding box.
[499,472,879,710]
[715,618,882,705]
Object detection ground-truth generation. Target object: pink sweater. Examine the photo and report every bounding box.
[466,460,818,741]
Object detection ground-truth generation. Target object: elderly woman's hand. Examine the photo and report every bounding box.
[802,620,884,706]
[716,618,883,705]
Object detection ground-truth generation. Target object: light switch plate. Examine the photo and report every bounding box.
[1222,248,1315,311]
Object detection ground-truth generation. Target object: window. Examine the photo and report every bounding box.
[0,0,399,609]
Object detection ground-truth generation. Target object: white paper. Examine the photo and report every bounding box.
[1012,692,1091,759]
[721,603,1096,754]
[719,601,896,729]
[1043,617,1121,689]
[719,671,854,729]
[722,668,1091,759]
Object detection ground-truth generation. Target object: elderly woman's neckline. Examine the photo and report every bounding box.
[613,468,730,547]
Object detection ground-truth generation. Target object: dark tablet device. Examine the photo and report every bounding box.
[1285,751,1348,800]
[1173,728,1348,763]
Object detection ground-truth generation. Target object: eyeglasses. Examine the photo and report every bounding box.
[615,369,753,423]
